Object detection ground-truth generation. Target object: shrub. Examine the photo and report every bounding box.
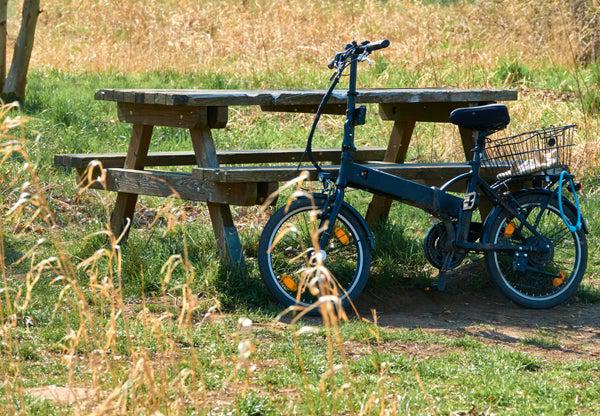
[582,89,600,115]
[495,59,530,85]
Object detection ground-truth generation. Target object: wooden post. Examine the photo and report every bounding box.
[365,120,416,226]
[2,0,41,101]
[189,122,244,267]
[0,0,7,91]
[109,124,153,239]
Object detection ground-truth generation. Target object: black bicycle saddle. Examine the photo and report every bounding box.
[449,104,510,132]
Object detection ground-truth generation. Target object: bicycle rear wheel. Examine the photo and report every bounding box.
[484,191,587,308]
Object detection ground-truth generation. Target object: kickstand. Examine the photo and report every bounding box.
[432,270,447,291]
[430,252,453,292]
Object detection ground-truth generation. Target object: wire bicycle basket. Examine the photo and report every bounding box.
[484,125,576,180]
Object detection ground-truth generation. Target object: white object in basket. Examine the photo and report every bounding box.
[497,149,559,179]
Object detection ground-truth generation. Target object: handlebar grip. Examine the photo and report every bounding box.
[327,51,344,69]
[365,39,390,52]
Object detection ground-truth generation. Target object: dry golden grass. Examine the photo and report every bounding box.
[18,0,585,74]
[14,0,595,173]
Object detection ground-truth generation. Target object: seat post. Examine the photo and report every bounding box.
[465,130,487,196]
[462,128,479,162]
[455,130,487,243]
[472,131,488,164]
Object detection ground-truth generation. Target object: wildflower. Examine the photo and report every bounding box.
[238,317,252,330]
[238,340,254,360]
[296,326,319,336]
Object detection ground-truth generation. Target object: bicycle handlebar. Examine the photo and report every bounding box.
[327,39,390,69]
[327,54,340,70]
[363,39,390,52]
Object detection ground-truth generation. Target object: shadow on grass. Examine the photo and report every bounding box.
[211,263,282,316]
[356,256,600,337]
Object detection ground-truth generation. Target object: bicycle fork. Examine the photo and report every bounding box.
[318,187,346,251]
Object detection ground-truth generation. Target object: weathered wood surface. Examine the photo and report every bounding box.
[109,124,153,238]
[192,162,504,185]
[189,125,244,266]
[117,103,228,129]
[378,102,489,123]
[260,104,347,115]
[83,168,270,206]
[55,147,388,169]
[96,88,518,107]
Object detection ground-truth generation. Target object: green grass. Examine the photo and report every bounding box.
[1,66,600,413]
[6,314,600,414]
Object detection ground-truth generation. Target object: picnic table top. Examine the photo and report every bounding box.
[95,88,518,107]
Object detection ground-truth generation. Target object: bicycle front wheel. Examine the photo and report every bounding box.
[484,191,587,308]
[258,197,371,311]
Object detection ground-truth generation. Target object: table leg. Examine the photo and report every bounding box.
[190,126,244,267]
[110,124,153,240]
[365,120,416,226]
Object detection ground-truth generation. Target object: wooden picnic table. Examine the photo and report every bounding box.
[55,88,517,267]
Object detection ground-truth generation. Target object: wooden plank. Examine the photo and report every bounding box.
[110,124,153,239]
[208,106,228,128]
[192,162,503,185]
[379,102,491,123]
[260,104,347,115]
[95,88,518,107]
[117,103,228,129]
[54,147,388,169]
[190,125,244,267]
[365,120,415,226]
[82,168,265,206]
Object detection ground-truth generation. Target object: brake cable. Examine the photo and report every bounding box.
[297,55,351,174]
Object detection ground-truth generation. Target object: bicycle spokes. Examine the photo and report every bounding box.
[496,203,578,297]
[268,209,362,304]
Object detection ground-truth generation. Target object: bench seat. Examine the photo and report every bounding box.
[77,162,505,207]
[54,147,387,169]
[81,168,276,206]
[192,162,504,185]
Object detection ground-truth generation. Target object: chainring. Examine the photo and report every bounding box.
[424,222,467,270]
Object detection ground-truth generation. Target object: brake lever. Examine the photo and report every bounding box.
[357,50,372,63]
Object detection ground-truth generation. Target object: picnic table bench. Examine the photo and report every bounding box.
[54,88,517,267]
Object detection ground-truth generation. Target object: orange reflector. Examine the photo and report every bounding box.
[552,271,567,287]
[334,226,350,245]
[281,275,298,291]
[504,222,516,238]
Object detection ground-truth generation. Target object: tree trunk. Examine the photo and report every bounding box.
[2,0,41,103]
[0,0,7,93]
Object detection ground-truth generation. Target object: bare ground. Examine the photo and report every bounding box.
[356,264,600,361]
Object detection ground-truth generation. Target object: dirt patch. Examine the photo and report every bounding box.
[346,339,460,359]
[27,385,97,405]
[356,266,600,361]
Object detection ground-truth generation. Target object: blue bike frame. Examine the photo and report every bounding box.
[317,50,551,254]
